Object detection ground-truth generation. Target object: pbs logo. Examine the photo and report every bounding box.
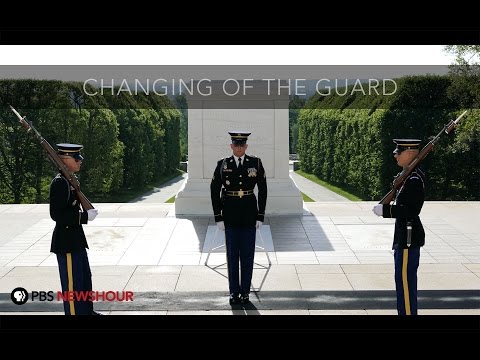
[11,287,29,305]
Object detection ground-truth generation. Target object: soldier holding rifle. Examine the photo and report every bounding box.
[10,106,100,315]
[373,110,468,315]
[373,139,425,315]
[50,144,101,315]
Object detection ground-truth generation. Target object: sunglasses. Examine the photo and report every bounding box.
[62,156,82,163]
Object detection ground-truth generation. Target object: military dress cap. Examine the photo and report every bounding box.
[56,143,84,160]
[228,131,251,145]
[393,139,421,154]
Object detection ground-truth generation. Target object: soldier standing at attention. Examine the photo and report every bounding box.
[50,143,100,315]
[210,131,267,305]
[373,139,425,315]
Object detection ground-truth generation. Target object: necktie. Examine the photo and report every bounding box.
[238,157,242,169]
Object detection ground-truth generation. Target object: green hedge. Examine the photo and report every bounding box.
[297,75,479,200]
[0,79,181,203]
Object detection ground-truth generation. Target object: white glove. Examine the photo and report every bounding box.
[216,221,225,231]
[87,209,99,221]
[372,204,383,217]
[256,221,263,229]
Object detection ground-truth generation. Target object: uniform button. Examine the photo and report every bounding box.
[239,182,242,185]
[66,226,69,229]
[239,175,242,178]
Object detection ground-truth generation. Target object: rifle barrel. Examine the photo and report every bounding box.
[9,105,95,211]
[378,110,468,204]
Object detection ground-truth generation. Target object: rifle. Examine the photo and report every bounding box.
[378,110,468,205]
[9,105,94,211]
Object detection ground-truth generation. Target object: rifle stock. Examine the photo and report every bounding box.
[378,110,468,205]
[378,189,395,205]
[9,105,94,211]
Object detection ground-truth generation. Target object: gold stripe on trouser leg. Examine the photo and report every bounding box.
[66,253,76,315]
[402,249,411,315]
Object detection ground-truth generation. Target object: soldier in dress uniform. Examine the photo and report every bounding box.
[372,139,425,315]
[49,143,100,315]
[210,131,267,305]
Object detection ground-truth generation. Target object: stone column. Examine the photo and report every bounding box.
[175,80,303,215]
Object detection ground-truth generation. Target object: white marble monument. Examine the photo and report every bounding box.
[175,80,303,215]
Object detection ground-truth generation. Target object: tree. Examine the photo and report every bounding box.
[444,45,480,65]
[442,46,480,200]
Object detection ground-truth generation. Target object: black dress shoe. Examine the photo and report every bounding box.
[90,310,103,315]
[240,294,250,305]
[229,294,240,305]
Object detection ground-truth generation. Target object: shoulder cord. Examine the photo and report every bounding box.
[219,158,226,182]
[219,158,227,196]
